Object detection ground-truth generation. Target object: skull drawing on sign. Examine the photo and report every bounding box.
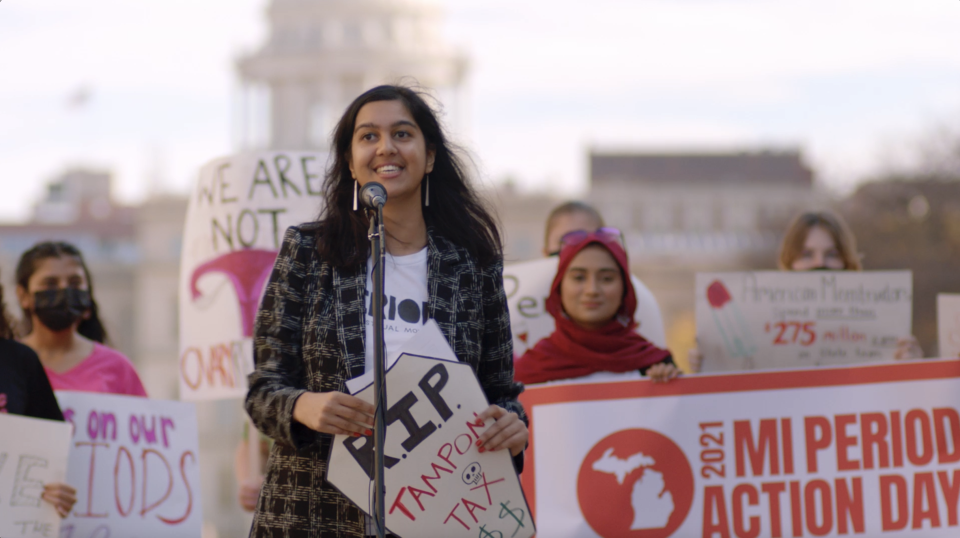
[462,462,482,486]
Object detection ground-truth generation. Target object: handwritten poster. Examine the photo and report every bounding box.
[504,257,667,358]
[328,350,534,537]
[938,294,960,359]
[520,359,960,538]
[0,413,71,538]
[55,391,202,538]
[178,151,327,400]
[695,271,912,371]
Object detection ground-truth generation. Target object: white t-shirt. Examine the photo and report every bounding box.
[364,247,430,375]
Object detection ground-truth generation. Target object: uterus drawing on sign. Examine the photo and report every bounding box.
[706,280,756,362]
[190,249,279,338]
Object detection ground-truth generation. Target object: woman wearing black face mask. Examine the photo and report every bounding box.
[0,273,78,518]
[15,242,147,396]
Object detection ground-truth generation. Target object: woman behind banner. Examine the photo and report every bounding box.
[688,210,923,372]
[15,242,147,396]
[244,85,528,537]
[0,275,77,517]
[515,229,680,384]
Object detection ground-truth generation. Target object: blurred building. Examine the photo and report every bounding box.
[587,149,825,367]
[236,0,468,150]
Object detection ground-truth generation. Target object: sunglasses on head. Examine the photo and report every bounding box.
[548,227,624,256]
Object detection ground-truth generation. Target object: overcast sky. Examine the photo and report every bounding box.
[1,0,958,222]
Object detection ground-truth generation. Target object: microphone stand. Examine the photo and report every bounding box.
[367,204,388,538]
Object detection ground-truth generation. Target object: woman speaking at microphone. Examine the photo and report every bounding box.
[244,85,528,537]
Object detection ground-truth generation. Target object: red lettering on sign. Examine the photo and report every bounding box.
[469,473,505,506]
[437,443,457,470]
[420,462,453,494]
[158,450,196,525]
[834,414,860,471]
[933,408,960,464]
[701,485,730,538]
[891,411,904,467]
[75,442,109,518]
[407,486,435,511]
[141,449,174,518]
[804,416,831,473]
[760,482,785,538]
[114,446,135,516]
[804,480,832,536]
[734,419,780,477]
[835,477,864,534]
[938,470,960,526]
[912,472,940,529]
[732,484,759,538]
[905,409,934,466]
[390,487,416,521]
[444,503,470,530]
[880,474,909,531]
[462,497,487,523]
[861,412,889,469]
[789,481,803,537]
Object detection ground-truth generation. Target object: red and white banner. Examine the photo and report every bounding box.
[519,359,960,537]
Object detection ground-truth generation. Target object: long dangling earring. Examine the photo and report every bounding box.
[353,180,359,211]
[424,174,430,207]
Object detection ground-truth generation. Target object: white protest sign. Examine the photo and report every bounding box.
[938,294,960,359]
[520,359,960,538]
[505,257,667,358]
[0,413,70,538]
[56,391,202,538]
[178,151,327,400]
[345,320,457,395]
[328,348,534,537]
[695,271,912,371]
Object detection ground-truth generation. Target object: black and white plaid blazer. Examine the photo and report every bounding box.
[245,223,526,538]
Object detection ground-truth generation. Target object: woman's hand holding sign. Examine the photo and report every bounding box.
[476,404,529,457]
[42,483,77,518]
[293,391,375,437]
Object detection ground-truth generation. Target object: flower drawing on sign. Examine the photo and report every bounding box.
[189,249,278,337]
[707,280,756,361]
[577,428,693,538]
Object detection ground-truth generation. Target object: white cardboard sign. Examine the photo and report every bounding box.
[504,257,667,358]
[178,151,327,400]
[55,391,202,538]
[937,294,960,359]
[520,359,960,538]
[0,413,70,538]
[695,271,912,371]
[328,343,534,537]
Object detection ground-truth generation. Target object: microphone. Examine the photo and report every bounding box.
[359,182,387,209]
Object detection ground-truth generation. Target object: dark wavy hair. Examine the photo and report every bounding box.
[15,241,109,343]
[317,85,503,268]
[0,277,14,340]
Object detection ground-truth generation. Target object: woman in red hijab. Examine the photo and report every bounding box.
[515,229,680,384]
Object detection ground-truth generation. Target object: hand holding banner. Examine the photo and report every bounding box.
[695,271,912,371]
[0,413,70,538]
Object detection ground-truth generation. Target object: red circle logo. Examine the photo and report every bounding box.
[577,428,694,538]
